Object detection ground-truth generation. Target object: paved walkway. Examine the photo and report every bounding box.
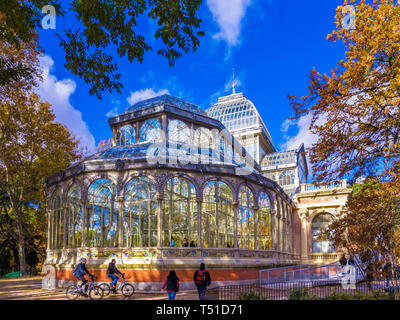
[0,277,200,300]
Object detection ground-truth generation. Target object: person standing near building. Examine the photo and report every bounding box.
[194,263,211,300]
[339,254,347,272]
[161,270,180,300]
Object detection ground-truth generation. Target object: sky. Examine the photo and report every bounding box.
[36,0,347,154]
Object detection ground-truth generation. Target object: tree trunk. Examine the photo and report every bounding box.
[15,210,27,276]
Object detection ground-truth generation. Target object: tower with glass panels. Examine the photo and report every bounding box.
[207,89,309,197]
[207,92,275,165]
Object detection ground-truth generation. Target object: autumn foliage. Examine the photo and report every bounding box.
[289,0,400,184]
[290,0,400,291]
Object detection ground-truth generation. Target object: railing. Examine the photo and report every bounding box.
[217,280,387,300]
[284,261,365,283]
[259,264,313,285]
[300,180,347,193]
[46,247,301,264]
[308,253,341,262]
[284,262,341,282]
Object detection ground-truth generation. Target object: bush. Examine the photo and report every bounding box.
[288,288,320,300]
[239,291,268,300]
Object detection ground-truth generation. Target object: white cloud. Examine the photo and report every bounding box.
[207,0,251,46]
[126,88,169,105]
[225,77,243,93]
[105,99,122,118]
[280,113,318,151]
[37,55,96,152]
[106,107,119,118]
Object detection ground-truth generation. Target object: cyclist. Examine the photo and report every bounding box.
[107,259,124,293]
[72,258,95,297]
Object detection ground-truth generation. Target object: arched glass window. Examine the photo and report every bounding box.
[66,184,82,248]
[258,192,272,250]
[279,171,295,186]
[123,177,157,247]
[194,127,213,163]
[87,178,118,248]
[139,119,162,143]
[163,177,198,247]
[168,120,190,143]
[50,190,63,249]
[202,181,234,248]
[312,213,335,253]
[238,186,255,249]
[116,125,135,146]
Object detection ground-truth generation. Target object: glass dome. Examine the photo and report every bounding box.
[124,94,208,117]
[206,92,273,145]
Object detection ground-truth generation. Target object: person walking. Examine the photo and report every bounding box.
[339,254,347,272]
[161,270,179,300]
[383,258,393,288]
[194,263,211,300]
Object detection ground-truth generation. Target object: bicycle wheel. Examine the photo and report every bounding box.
[66,285,80,300]
[99,283,111,296]
[89,286,104,300]
[121,283,135,297]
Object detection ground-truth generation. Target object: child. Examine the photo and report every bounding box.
[162,270,179,300]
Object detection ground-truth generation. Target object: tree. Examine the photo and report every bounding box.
[324,180,400,296]
[289,0,400,183]
[1,0,204,99]
[0,55,81,275]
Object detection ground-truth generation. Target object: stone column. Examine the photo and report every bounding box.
[117,196,124,247]
[275,195,281,252]
[161,115,168,142]
[282,218,286,253]
[156,193,164,248]
[197,197,202,248]
[253,206,259,250]
[63,206,67,249]
[300,215,309,263]
[47,207,51,250]
[81,199,87,248]
[233,200,239,248]
[271,209,276,250]
[135,121,140,143]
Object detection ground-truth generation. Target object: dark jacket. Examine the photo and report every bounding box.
[162,276,180,292]
[73,262,92,278]
[194,268,211,287]
[107,262,122,275]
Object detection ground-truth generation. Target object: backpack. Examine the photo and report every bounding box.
[72,265,79,277]
[195,269,207,285]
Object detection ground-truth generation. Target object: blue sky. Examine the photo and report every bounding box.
[36,0,346,153]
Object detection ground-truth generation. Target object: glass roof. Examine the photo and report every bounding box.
[206,93,273,144]
[124,94,207,116]
[86,142,241,166]
[261,150,297,167]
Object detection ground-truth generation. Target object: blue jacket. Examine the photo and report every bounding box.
[73,262,92,277]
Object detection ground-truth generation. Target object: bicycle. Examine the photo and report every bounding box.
[66,275,104,300]
[99,273,135,297]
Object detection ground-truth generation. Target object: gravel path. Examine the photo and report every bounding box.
[0,277,201,300]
